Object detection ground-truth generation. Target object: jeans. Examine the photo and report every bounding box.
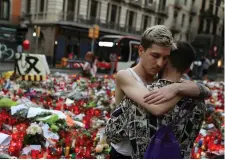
[110,62,115,75]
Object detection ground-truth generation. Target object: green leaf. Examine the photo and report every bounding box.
[23,134,32,145]
[83,130,91,137]
[51,124,59,132]
[0,98,18,108]
[103,147,111,154]
[87,101,96,108]
[43,114,59,124]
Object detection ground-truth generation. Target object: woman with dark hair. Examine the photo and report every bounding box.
[82,52,98,77]
[200,56,211,80]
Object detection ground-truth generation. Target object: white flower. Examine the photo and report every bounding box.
[26,123,43,135]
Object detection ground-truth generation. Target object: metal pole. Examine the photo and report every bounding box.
[36,36,38,54]
[91,38,94,53]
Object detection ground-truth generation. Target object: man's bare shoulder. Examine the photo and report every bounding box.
[116,69,129,76]
[116,69,141,90]
[116,69,131,83]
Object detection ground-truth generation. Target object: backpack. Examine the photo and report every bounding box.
[144,101,193,159]
[144,125,181,159]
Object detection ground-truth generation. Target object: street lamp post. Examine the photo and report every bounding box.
[33,26,41,54]
[88,25,99,53]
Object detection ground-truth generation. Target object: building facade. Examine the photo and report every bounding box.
[19,0,224,64]
[0,0,27,61]
[165,0,200,42]
[192,0,224,58]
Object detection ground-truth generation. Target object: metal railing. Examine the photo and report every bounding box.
[31,12,142,35]
[32,12,48,20]
[129,0,142,7]
[190,5,197,15]
[143,1,156,11]
[157,6,169,17]
[174,0,183,9]
[0,15,20,25]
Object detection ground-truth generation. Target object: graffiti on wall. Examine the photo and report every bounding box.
[0,43,15,60]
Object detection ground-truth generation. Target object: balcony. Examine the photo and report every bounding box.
[156,6,168,17]
[32,12,49,22]
[0,15,20,25]
[170,23,181,33]
[125,25,137,34]
[63,12,77,21]
[20,12,32,21]
[129,0,142,7]
[31,12,142,36]
[60,13,142,35]
[143,1,156,13]
[190,6,197,16]
[174,0,182,10]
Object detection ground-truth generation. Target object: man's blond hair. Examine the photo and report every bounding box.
[141,25,173,50]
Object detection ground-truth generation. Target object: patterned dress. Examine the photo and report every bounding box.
[105,79,207,159]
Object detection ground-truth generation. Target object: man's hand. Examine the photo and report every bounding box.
[144,83,179,104]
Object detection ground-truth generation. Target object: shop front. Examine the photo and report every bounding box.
[0,25,27,61]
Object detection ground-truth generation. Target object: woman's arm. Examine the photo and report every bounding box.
[143,81,211,104]
[116,70,182,116]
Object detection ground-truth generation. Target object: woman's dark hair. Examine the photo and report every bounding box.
[169,41,196,73]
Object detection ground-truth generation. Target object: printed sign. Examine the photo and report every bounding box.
[15,53,50,75]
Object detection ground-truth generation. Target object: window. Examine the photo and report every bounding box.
[0,0,10,20]
[198,18,204,33]
[118,6,121,24]
[212,21,217,34]
[90,0,98,18]
[147,0,153,4]
[206,19,211,33]
[149,16,151,26]
[162,0,166,10]
[201,0,206,12]
[67,0,75,12]
[110,4,117,23]
[66,0,76,20]
[106,3,110,21]
[189,17,193,24]
[209,1,213,14]
[155,17,163,25]
[184,0,187,5]
[40,0,44,12]
[174,10,178,18]
[181,14,185,26]
[145,0,153,6]
[192,0,195,5]
[142,15,148,30]
[26,0,31,13]
[159,0,166,11]
[129,11,135,27]
[63,0,65,12]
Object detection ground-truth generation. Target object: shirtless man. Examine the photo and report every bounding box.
[106,25,210,158]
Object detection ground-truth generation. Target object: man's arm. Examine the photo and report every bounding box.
[176,80,211,98]
[143,80,211,105]
[116,70,182,116]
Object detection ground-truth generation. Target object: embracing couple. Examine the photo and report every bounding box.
[105,25,211,159]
